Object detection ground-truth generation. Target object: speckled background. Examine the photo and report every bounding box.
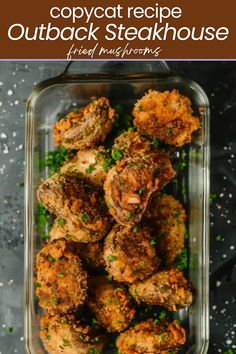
[0,61,235,354]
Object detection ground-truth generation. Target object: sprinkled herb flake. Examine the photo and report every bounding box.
[176,248,188,271]
[112,149,123,161]
[85,163,96,174]
[159,311,167,320]
[81,213,89,222]
[51,297,58,305]
[57,218,65,226]
[57,273,64,278]
[107,255,117,262]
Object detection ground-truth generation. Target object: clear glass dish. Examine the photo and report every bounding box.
[24,61,210,354]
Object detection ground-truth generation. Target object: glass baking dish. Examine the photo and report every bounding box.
[24,61,210,354]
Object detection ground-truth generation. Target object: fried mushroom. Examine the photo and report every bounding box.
[104,154,175,226]
[116,319,186,354]
[146,194,187,265]
[133,89,200,146]
[129,268,193,311]
[104,224,160,283]
[41,313,106,354]
[37,173,111,243]
[53,97,115,150]
[35,238,87,315]
[87,275,135,333]
[112,130,153,159]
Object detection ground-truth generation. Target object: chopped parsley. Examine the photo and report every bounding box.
[133,226,139,233]
[51,297,58,305]
[88,349,97,354]
[112,149,123,161]
[40,146,69,174]
[57,218,65,226]
[159,311,167,320]
[216,234,222,241]
[107,255,117,262]
[223,350,234,354]
[81,213,89,222]
[150,239,156,246]
[209,192,217,204]
[176,248,188,271]
[127,211,132,220]
[37,203,49,238]
[151,137,159,148]
[57,273,64,277]
[85,163,96,174]
[6,326,13,333]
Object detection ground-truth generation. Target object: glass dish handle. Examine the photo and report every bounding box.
[61,60,171,76]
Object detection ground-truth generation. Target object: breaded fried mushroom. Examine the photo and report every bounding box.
[146,194,187,265]
[37,174,111,242]
[104,224,160,283]
[53,97,115,150]
[41,313,106,354]
[112,131,153,159]
[87,276,135,333]
[35,238,87,315]
[104,154,175,226]
[133,89,200,146]
[60,147,108,187]
[116,319,186,354]
[49,225,105,269]
[129,268,193,311]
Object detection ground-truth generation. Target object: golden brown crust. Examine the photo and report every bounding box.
[53,97,115,150]
[104,224,160,283]
[129,269,193,311]
[40,313,106,354]
[35,239,87,315]
[104,154,175,226]
[133,89,200,146]
[116,319,186,354]
[146,194,187,265]
[50,226,105,269]
[87,275,135,333]
[37,174,111,243]
[112,131,153,159]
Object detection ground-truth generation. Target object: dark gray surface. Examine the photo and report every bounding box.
[0,61,235,354]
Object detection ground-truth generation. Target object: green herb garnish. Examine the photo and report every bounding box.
[107,255,117,262]
[85,163,96,174]
[81,213,89,222]
[57,218,65,226]
[40,146,69,174]
[112,149,123,161]
[176,248,188,271]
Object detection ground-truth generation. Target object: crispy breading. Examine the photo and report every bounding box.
[133,89,200,146]
[112,131,154,159]
[104,224,160,283]
[40,313,106,354]
[37,174,111,242]
[104,154,175,226]
[146,194,187,264]
[35,238,87,315]
[116,319,186,354]
[87,275,135,333]
[129,268,193,311]
[53,97,115,150]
